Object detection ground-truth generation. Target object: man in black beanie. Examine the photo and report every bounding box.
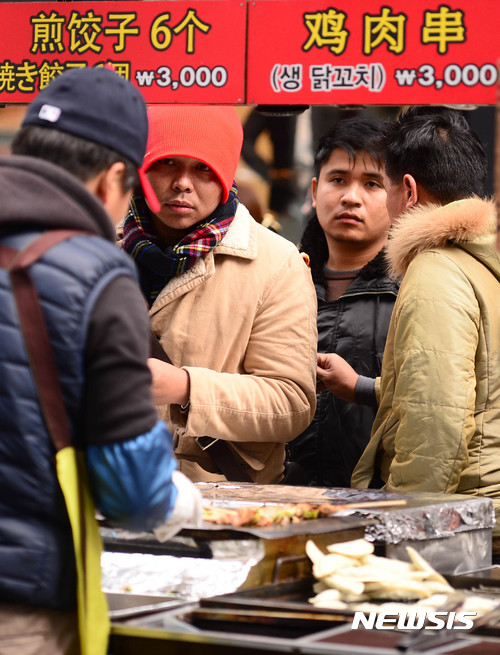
[0,66,200,655]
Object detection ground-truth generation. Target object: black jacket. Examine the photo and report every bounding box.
[287,250,399,487]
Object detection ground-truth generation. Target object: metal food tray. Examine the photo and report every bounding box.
[185,513,374,540]
[186,574,500,642]
[445,565,500,592]
[101,498,374,547]
[195,495,374,534]
[196,483,495,575]
[197,483,495,541]
[107,592,190,620]
[199,577,342,615]
[197,575,488,611]
[101,509,370,596]
[186,578,353,639]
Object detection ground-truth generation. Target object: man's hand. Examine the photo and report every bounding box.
[316,353,359,402]
[148,358,190,406]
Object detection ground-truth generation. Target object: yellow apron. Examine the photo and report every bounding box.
[56,448,110,655]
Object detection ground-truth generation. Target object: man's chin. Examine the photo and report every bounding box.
[159,213,199,231]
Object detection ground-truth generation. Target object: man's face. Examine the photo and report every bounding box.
[145,156,223,235]
[312,148,390,249]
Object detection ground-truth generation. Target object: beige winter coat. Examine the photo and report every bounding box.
[352,198,500,531]
[143,204,317,483]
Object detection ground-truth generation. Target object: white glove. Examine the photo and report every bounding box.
[153,470,203,542]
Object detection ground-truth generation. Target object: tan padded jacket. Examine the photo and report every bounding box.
[142,204,317,483]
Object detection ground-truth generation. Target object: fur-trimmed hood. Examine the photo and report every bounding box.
[387,197,497,278]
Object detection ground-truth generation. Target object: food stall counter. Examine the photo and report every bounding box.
[103,485,495,654]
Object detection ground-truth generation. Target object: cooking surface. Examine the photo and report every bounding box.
[197,482,405,504]
[196,483,495,547]
[184,513,373,539]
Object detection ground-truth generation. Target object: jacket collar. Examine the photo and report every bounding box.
[315,248,399,303]
[386,197,497,278]
[150,203,258,307]
[213,203,258,260]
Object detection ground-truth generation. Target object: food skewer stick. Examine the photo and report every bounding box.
[325,499,408,511]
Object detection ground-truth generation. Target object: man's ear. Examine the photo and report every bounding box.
[91,162,126,204]
[403,174,418,210]
[311,177,318,208]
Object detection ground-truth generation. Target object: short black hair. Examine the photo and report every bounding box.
[313,116,388,179]
[384,106,487,202]
[11,125,139,192]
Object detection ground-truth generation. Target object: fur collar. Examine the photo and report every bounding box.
[358,248,390,280]
[387,197,497,278]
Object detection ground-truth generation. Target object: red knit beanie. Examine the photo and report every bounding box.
[142,105,243,203]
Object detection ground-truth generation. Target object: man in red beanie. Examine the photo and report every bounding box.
[119,104,317,484]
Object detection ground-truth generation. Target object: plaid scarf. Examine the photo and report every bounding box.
[122,183,238,306]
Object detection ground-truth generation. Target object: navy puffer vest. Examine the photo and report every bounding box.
[0,230,136,609]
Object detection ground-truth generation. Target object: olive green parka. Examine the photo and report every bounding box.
[352,197,500,532]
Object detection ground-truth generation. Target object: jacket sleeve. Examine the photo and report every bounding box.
[87,422,202,534]
[87,420,178,531]
[173,248,318,443]
[385,251,479,493]
[354,376,378,408]
[85,276,200,533]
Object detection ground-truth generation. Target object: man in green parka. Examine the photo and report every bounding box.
[352,107,500,551]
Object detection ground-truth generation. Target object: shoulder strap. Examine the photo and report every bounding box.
[0,229,90,451]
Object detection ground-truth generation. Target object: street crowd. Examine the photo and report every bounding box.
[0,67,498,654]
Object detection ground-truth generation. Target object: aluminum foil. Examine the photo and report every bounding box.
[349,495,496,545]
[101,538,265,601]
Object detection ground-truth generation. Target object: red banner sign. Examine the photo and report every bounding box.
[0,1,246,103]
[247,0,500,105]
[0,1,499,105]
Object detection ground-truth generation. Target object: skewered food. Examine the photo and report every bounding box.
[202,499,406,528]
[203,502,356,527]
